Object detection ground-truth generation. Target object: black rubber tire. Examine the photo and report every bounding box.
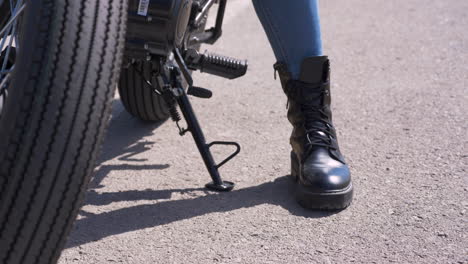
[0,0,127,263]
[118,61,171,122]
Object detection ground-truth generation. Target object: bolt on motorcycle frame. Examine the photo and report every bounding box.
[125,0,248,191]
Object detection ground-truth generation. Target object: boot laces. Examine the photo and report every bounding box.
[301,90,336,150]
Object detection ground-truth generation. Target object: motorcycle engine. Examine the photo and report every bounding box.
[126,0,194,59]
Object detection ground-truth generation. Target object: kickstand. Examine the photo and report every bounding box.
[161,65,240,192]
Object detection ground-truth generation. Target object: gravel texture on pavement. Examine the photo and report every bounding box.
[59,0,467,263]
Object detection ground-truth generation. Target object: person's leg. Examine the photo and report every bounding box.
[252,0,323,78]
[252,0,353,210]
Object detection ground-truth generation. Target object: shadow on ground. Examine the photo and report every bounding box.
[68,175,335,248]
[89,100,170,189]
[66,100,335,249]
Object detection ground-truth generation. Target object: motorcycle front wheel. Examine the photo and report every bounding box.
[0,1,127,263]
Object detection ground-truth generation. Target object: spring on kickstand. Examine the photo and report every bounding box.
[168,103,181,123]
[161,90,186,135]
[170,103,188,135]
[159,85,181,123]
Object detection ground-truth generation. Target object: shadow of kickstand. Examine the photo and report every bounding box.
[67,100,336,249]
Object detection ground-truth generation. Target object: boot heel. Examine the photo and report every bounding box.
[290,151,299,181]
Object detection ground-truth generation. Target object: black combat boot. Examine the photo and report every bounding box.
[274,56,353,210]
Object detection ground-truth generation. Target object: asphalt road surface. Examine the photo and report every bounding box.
[59,0,467,263]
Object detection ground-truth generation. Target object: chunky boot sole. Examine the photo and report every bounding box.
[291,152,353,210]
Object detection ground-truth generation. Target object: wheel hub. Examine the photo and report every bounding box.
[0,0,24,116]
[0,48,15,115]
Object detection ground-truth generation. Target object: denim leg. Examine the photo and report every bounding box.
[252,0,323,78]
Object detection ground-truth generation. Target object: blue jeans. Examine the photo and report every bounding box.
[252,0,323,79]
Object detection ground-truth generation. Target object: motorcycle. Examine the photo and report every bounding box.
[0,0,247,263]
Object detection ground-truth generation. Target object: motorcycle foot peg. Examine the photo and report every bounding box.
[185,49,248,80]
[205,181,235,192]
